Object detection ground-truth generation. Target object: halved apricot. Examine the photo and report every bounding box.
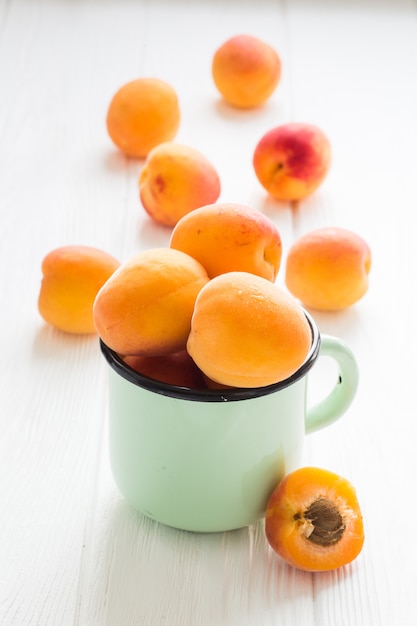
[265,467,364,572]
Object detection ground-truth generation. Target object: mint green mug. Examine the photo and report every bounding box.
[100,312,358,533]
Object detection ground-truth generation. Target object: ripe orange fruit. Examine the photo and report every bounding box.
[212,34,281,108]
[106,78,180,158]
[265,467,365,572]
[38,245,121,334]
[187,272,311,388]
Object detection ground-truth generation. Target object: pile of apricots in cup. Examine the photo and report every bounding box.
[37,34,369,572]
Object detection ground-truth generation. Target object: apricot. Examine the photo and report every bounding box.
[265,467,365,572]
[212,34,281,108]
[139,142,221,227]
[123,350,206,389]
[253,123,331,201]
[106,78,180,158]
[187,272,311,388]
[38,245,121,334]
[285,227,372,311]
[170,202,282,281]
[93,247,209,356]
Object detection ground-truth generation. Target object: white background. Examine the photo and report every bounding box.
[1,0,416,624]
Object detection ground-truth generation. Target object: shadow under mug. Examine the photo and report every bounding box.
[100,312,359,533]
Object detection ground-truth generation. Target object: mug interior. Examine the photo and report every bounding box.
[99,310,321,403]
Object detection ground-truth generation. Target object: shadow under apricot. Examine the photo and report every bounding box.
[32,323,99,361]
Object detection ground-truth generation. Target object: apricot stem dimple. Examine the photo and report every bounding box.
[296,497,345,546]
[273,162,285,176]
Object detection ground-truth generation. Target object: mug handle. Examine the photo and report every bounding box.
[305,335,359,435]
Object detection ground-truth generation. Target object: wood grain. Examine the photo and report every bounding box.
[1,0,417,624]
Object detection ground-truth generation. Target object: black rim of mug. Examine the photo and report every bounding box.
[99,310,321,403]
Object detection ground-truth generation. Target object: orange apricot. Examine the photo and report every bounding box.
[93,248,209,356]
[106,78,180,158]
[123,350,206,389]
[265,467,365,572]
[253,123,331,201]
[212,34,281,108]
[170,202,282,281]
[38,245,121,334]
[139,142,221,227]
[187,272,311,388]
[285,227,372,311]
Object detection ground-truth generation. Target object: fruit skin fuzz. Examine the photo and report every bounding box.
[285,227,372,311]
[139,142,221,227]
[212,34,281,109]
[253,123,331,201]
[187,271,312,388]
[38,245,121,334]
[265,466,365,572]
[106,78,180,158]
[170,202,282,282]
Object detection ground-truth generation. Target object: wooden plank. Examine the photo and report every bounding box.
[1,0,417,624]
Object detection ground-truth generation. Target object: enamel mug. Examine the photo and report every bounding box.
[100,312,359,533]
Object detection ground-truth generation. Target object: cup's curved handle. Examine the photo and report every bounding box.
[305,335,359,435]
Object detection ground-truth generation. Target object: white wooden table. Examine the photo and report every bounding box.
[1,0,417,624]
